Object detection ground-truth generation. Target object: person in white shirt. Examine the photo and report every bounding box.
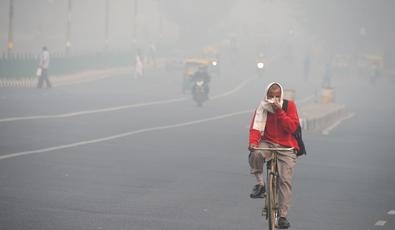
[37,46,52,88]
[134,49,144,79]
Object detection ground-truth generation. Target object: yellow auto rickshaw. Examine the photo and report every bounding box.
[364,54,383,68]
[182,58,210,94]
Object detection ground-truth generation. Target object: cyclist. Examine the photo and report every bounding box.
[248,82,300,229]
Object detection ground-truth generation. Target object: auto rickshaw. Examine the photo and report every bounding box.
[356,54,383,76]
[182,58,210,94]
[364,54,383,67]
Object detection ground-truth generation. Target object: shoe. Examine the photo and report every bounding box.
[250,184,265,199]
[278,217,290,229]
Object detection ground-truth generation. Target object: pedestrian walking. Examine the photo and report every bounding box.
[36,46,52,88]
[135,49,144,79]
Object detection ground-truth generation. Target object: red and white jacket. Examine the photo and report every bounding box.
[249,99,300,150]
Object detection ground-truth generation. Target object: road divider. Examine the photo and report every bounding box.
[298,88,353,135]
[300,103,350,132]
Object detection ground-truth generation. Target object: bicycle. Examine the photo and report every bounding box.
[252,147,294,230]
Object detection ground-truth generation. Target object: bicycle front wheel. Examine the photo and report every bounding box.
[267,170,277,230]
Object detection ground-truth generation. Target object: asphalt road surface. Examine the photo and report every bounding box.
[1,61,394,230]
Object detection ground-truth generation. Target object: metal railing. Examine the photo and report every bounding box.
[0,52,134,79]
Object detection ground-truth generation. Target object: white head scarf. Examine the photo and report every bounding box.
[252,82,284,132]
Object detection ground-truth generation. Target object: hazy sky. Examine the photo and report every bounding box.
[1,0,394,62]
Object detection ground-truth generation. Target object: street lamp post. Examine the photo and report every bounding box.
[7,0,14,58]
[158,0,163,41]
[66,0,72,55]
[105,0,109,51]
[132,0,138,49]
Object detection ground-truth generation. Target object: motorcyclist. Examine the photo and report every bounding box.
[191,65,211,98]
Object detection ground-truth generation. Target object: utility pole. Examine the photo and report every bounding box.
[66,0,72,55]
[158,0,163,41]
[7,0,14,58]
[105,0,109,51]
[132,0,138,49]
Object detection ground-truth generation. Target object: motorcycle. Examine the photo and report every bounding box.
[192,80,209,107]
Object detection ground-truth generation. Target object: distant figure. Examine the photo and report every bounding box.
[37,46,52,88]
[191,65,211,96]
[322,62,332,88]
[191,66,211,83]
[135,49,144,79]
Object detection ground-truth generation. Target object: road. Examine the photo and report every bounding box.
[0,61,394,230]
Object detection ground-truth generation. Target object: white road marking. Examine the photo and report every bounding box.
[375,220,386,226]
[388,210,395,215]
[0,110,252,161]
[322,113,355,135]
[0,77,255,123]
[0,97,187,122]
[210,77,256,99]
[0,93,318,160]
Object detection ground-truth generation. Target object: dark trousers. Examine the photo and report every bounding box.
[37,69,52,88]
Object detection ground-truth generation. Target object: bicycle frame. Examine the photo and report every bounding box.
[266,151,278,230]
[253,147,294,230]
